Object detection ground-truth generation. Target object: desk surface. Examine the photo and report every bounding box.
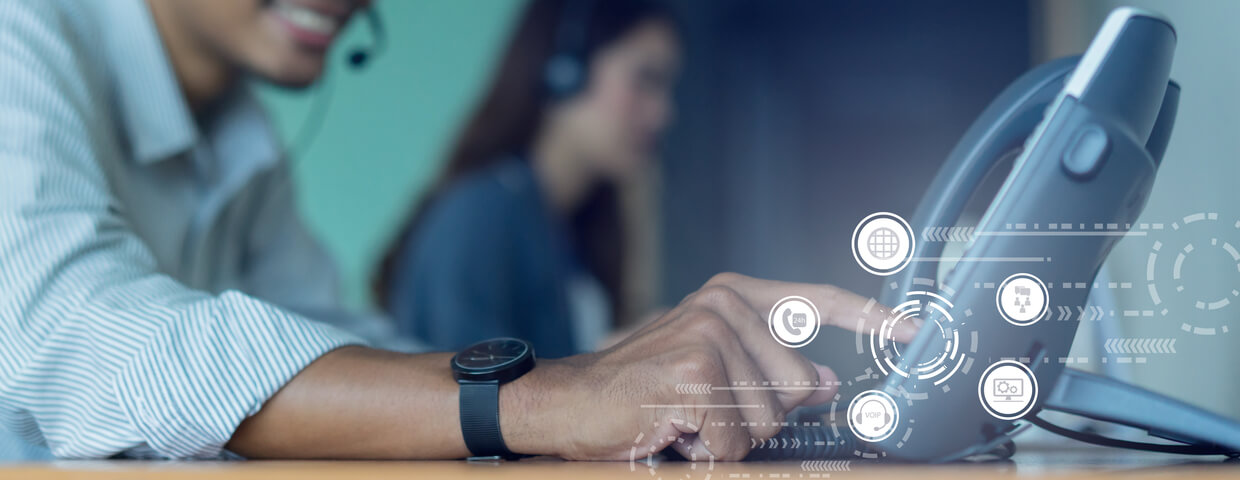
[3,443,1236,479]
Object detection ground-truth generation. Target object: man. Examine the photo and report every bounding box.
[0,0,913,461]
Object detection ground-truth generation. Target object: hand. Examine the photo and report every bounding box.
[502,273,919,461]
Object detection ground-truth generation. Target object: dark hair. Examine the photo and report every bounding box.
[374,0,678,323]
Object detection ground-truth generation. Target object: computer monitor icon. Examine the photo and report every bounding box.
[992,378,1024,401]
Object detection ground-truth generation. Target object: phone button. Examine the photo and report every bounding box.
[1062,124,1110,178]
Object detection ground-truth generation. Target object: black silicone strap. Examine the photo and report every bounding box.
[459,381,515,459]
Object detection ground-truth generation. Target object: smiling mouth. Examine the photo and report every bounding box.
[271,1,347,49]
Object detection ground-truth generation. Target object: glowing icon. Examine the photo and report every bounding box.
[868,227,900,259]
[992,378,1024,401]
[997,273,1048,326]
[847,389,899,442]
[783,309,807,335]
[978,360,1038,420]
[1013,286,1032,313]
[768,296,820,348]
[870,288,971,387]
[852,212,914,276]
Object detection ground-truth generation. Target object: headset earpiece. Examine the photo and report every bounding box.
[543,0,595,101]
[544,52,586,100]
[348,8,386,70]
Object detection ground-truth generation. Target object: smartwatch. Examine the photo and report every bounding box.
[451,337,536,460]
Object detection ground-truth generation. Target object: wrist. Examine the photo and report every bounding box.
[498,357,579,457]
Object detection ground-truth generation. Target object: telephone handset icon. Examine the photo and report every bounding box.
[783,308,807,336]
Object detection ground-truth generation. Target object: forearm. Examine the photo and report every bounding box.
[226,346,573,459]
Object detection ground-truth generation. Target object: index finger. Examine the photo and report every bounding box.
[704,272,919,343]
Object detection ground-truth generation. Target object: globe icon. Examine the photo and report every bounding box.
[867,227,900,260]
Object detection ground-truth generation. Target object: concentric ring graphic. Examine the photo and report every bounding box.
[869,290,972,387]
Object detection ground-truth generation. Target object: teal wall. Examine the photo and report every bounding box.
[258,1,525,307]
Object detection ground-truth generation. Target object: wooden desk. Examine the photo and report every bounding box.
[2,443,1236,479]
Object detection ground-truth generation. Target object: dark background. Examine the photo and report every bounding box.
[659,0,1033,369]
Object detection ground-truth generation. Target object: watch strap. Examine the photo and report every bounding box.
[459,381,518,459]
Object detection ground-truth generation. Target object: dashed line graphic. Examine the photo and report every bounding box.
[1145,212,1238,335]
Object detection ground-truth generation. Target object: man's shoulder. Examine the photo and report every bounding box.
[0,0,109,88]
[0,0,92,46]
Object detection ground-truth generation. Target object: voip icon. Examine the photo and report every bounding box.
[846,389,899,442]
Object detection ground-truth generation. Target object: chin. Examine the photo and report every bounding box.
[259,62,325,89]
[249,48,327,89]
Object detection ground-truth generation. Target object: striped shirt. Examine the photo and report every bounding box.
[0,0,411,460]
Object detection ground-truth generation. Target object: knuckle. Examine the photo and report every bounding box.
[690,284,746,311]
[705,271,744,288]
[681,310,736,346]
[681,307,722,329]
[816,284,843,304]
[670,347,722,383]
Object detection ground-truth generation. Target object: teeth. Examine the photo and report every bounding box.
[276,3,339,35]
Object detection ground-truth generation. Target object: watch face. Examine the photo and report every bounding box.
[454,338,531,372]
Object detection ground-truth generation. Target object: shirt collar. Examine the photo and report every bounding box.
[95,0,206,165]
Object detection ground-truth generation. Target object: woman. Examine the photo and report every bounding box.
[376,0,682,358]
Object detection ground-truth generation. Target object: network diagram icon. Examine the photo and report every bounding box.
[997,273,1048,326]
[1013,286,1032,314]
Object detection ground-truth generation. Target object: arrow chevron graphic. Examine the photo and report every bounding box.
[675,383,713,395]
[750,436,806,450]
[1104,338,1177,354]
[921,226,976,242]
[1049,305,1107,322]
[801,460,852,472]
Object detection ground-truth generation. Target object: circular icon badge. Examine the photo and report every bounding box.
[996,273,1049,326]
[977,360,1039,420]
[846,390,899,442]
[768,296,820,348]
[852,212,915,276]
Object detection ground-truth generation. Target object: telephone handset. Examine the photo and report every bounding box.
[876,7,1237,461]
[782,308,807,336]
[750,7,1240,463]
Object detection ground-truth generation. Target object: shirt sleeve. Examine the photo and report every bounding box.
[0,2,363,459]
[242,165,423,353]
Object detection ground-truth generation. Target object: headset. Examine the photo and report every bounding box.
[543,0,597,101]
[348,7,387,69]
[854,400,892,432]
[290,7,386,158]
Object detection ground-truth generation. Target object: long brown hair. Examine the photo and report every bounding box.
[374,0,677,323]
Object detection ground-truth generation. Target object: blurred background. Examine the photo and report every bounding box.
[259,0,1239,417]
